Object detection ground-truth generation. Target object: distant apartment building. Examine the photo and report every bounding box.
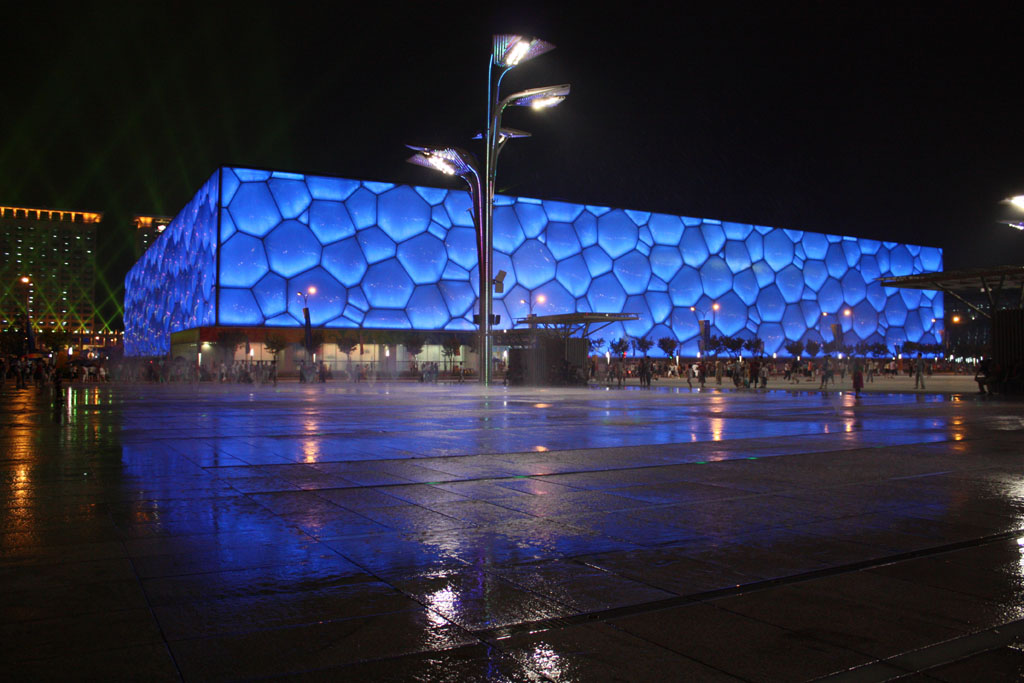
[133,214,173,258]
[0,204,101,338]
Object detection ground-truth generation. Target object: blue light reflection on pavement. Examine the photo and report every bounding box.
[8,382,1024,679]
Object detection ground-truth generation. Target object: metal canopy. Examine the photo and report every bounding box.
[878,265,1024,320]
[492,312,639,346]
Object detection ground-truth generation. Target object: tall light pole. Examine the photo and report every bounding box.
[406,36,568,387]
[480,35,569,387]
[406,145,487,380]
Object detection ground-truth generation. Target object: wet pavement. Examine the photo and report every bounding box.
[3,380,1024,681]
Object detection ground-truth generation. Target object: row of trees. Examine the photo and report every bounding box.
[592,333,945,361]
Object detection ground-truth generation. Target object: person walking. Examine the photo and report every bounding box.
[853,361,864,397]
[914,353,926,390]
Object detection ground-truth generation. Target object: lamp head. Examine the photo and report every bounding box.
[492,35,555,68]
[506,84,571,109]
[406,145,479,178]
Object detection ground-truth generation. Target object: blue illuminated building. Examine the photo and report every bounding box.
[125,167,944,358]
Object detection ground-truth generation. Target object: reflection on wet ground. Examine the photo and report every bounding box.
[3,382,1024,680]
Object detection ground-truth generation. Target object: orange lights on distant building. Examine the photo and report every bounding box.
[0,205,101,223]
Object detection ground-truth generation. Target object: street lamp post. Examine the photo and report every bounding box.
[296,286,316,358]
[406,36,567,386]
[480,36,569,387]
[690,303,719,353]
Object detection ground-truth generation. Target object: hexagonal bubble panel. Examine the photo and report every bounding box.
[493,206,525,253]
[268,178,312,219]
[252,272,288,318]
[513,240,556,290]
[647,245,683,283]
[622,296,653,338]
[219,288,264,325]
[668,266,702,307]
[587,273,627,313]
[322,237,368,287]
[533,280,575,316]
[342,186,376,229]
[286,267,346,326]
[439,281,476,317]
[397,232,447,284]
[357,227,397,264]
[670,306,700,341]
[763,230,795,272]
[889,245,914,276]
[362,259,415,308]
[818,278,844,312]
[774,264,803,304]
[407,285,451,329]
[574,211,598,247]
[308,200,355,244]
[363,309,411,329]
[733,270,759,306]
[229,182,282,237]
[781,304,808,341]
[515,201,548,238]
[219,232,268,288]
[307,175,359,201]
[648,213,684,245]
[714,292,748,337]
[756,284,786,322]
[758,322,786,354]
[444,227,478,270]
[597,210,638,259]
[542,200,583,223]
[556,255,593,298]
[646,292,672,324]
[699,256,733,300]
[582,245,612,277]
[614,251,652,295]
[443,190,475,228]
[265,220,322,278]
[680,227,709,268]
[723,240,751,272]
[378,185,431,242]
[546,222,581,260]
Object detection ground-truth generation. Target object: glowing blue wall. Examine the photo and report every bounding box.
[125,166,943,357]
[124,171,219,356]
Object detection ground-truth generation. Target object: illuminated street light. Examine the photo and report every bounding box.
[520,293,547,317]
[999,195,1024,229]
[407,145,489,379]
[407,35,567,386]
[478,37,569,387]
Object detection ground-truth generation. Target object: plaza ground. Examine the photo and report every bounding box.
[3,379,1024,681]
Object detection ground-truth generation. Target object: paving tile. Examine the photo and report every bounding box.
[612,601,870,681]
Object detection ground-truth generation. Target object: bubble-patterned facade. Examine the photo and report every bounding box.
[124,166,943,357]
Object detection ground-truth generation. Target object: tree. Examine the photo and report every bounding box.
[721,336,745,357]
[705,335,726,358]
[822,340,837,356]
[610,337,630,358]
[805,339,821,358]
[657,336,678,359]
[442,336,462,372]
[784,340,804,358]
[635,336,654,357]
[403,332,425,359]
[742,336,764,357]
[588,337,605,354]
[216,330,248,362]
[263,333,288,361]
[331,329,359,376]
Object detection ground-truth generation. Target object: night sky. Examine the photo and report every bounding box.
[4,2,1024,325]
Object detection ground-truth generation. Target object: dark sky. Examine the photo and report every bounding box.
[4,1,1024,324]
